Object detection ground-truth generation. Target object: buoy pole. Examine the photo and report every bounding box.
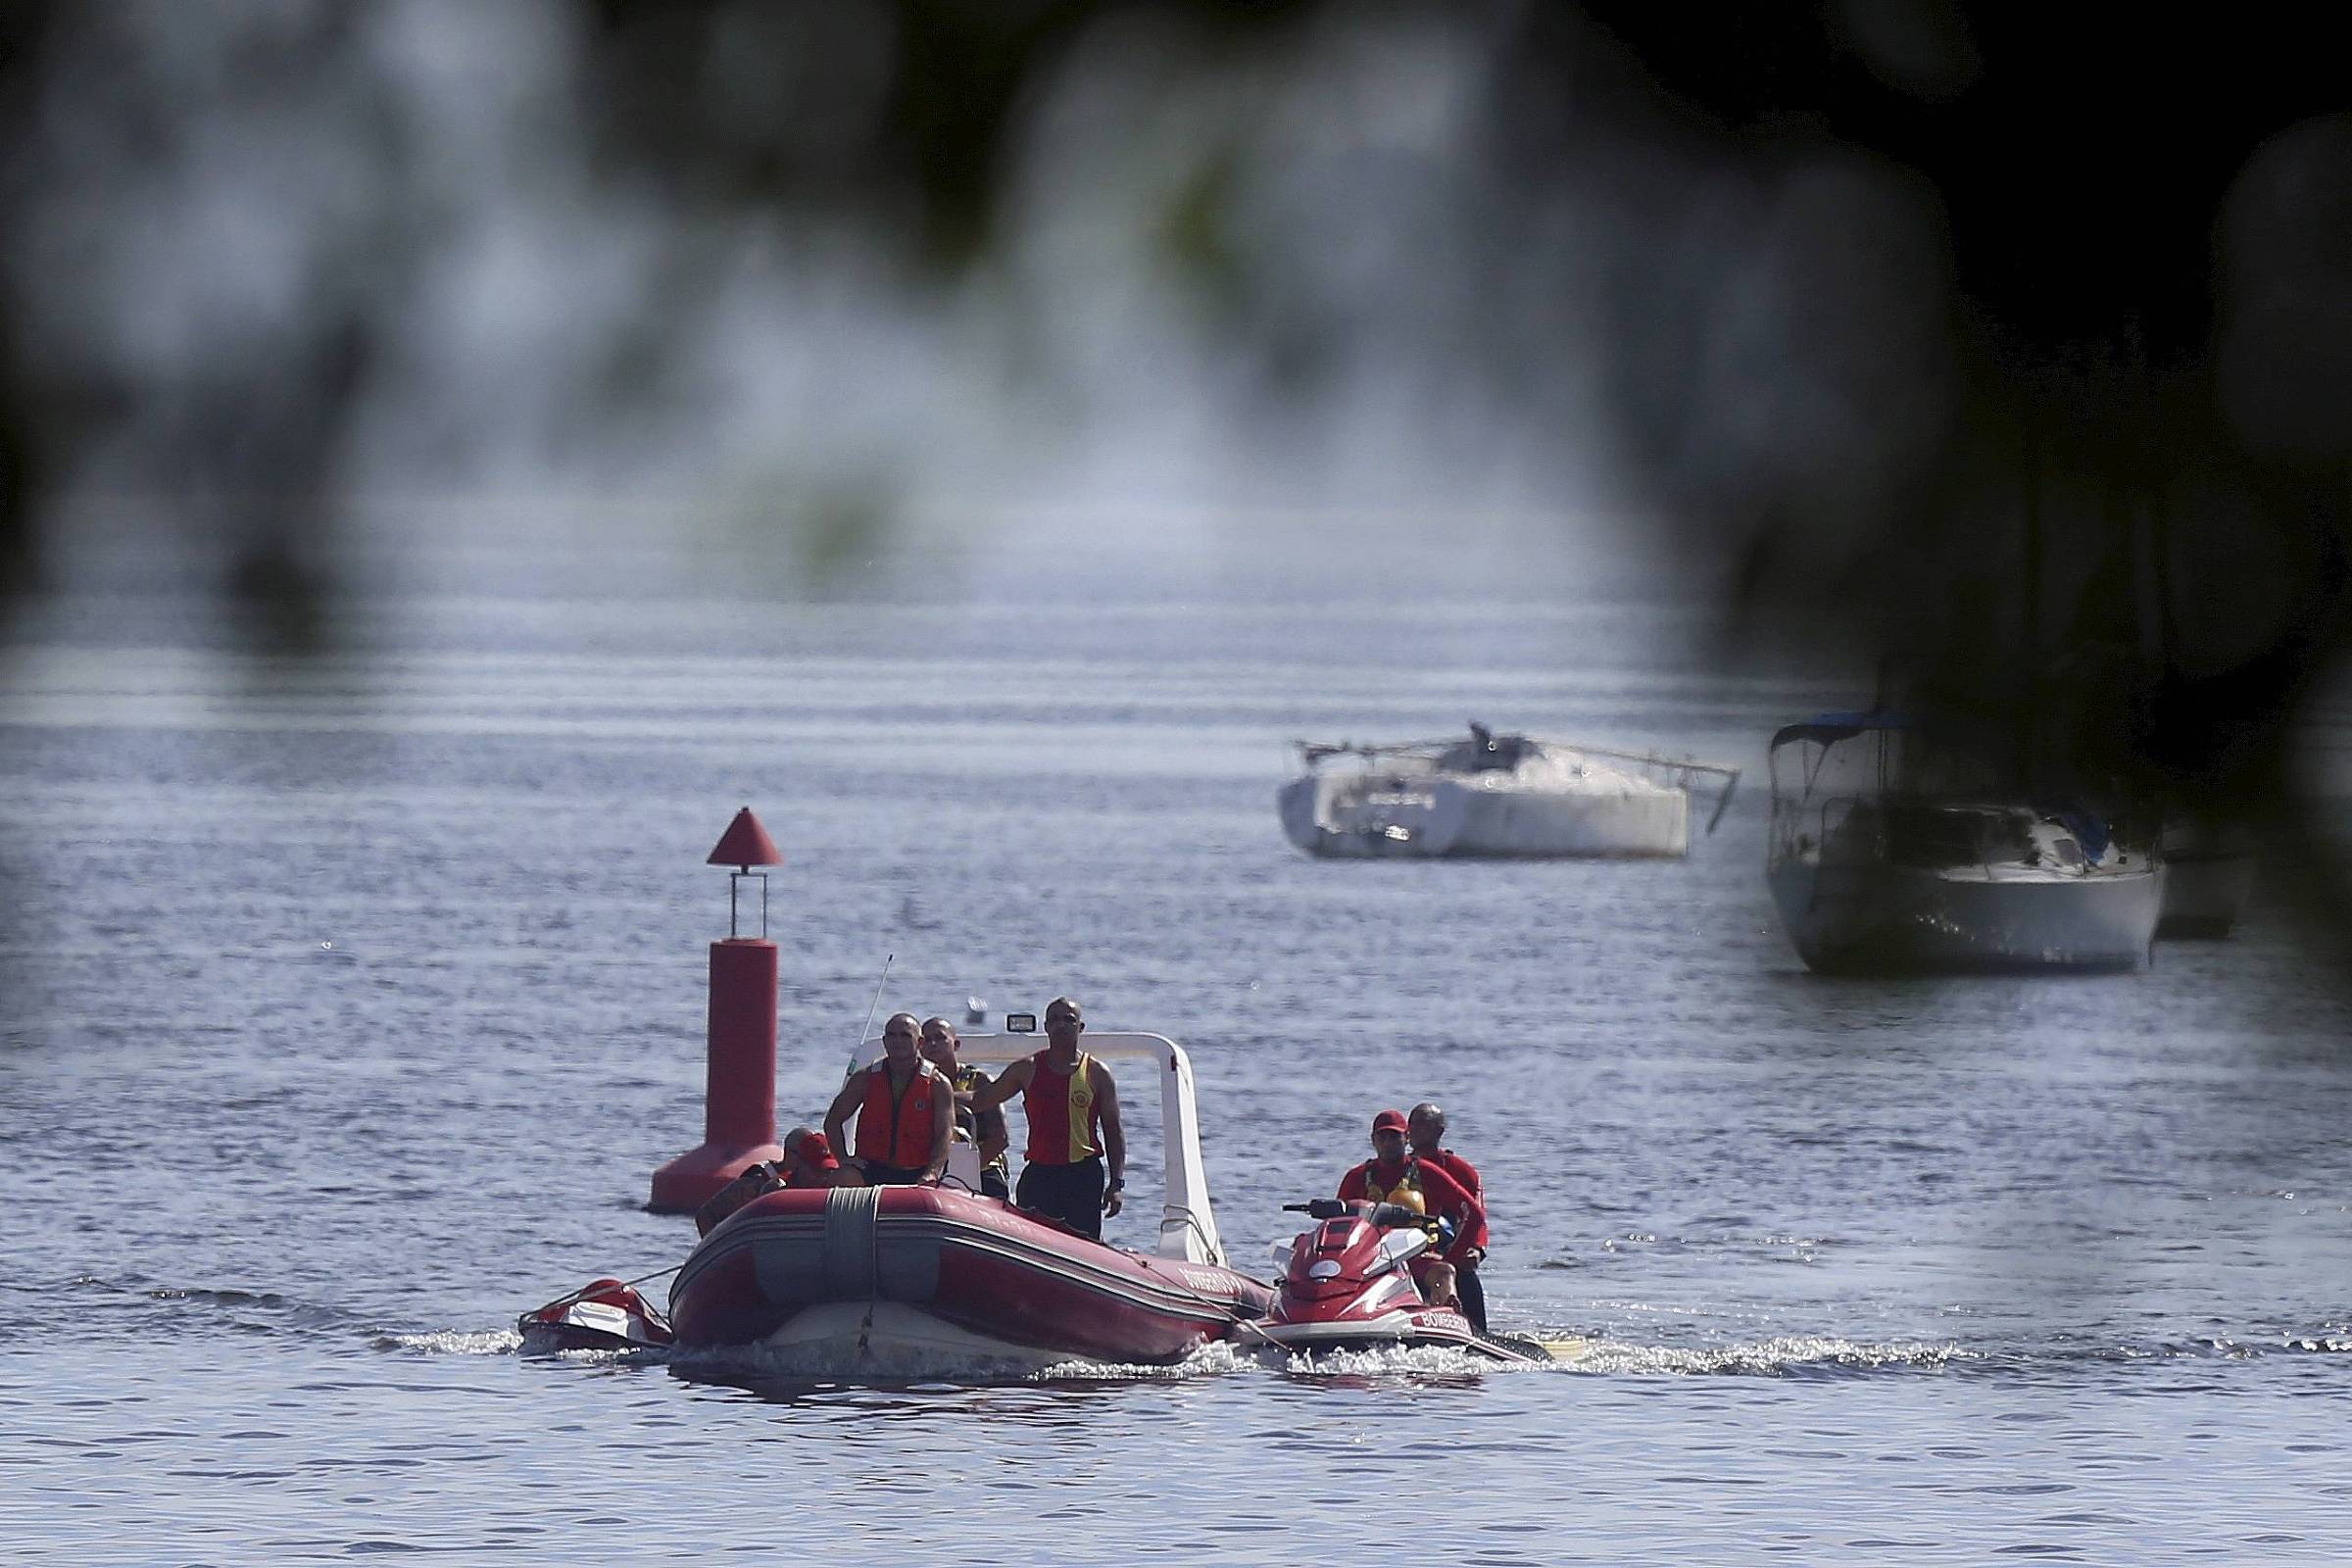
[649,808,789,1213]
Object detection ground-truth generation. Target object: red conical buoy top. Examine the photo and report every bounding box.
[707,807,783,869]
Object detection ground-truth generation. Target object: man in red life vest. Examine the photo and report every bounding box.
[920,1015,1012,1200]
[1339,1108,1487,1325]
[824,1011,956,1186]
[1407,1101,1489,1331]
[970,995,1125,1241]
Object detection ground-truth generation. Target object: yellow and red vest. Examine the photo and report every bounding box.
[855,1063,942,1169]
[1022,1050,1101,1164]
[954,1064,1009,1179]
[1361,1159,1426,1211]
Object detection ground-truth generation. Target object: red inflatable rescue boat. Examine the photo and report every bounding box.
[671,1183,1271,1366]
[666,1027,1271,1369]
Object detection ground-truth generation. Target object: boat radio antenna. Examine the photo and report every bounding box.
[847,953,895,1075]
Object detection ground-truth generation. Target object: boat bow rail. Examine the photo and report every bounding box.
[849,1030,1228,1267]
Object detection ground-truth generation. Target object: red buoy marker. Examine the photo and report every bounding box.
[649,808,788,1213]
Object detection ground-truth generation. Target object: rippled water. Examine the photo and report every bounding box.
[6,536,2351,1563]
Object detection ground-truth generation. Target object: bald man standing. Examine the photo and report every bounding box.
[972,995,1125,1240]
[1408,1102,1490,1331]
[825,1011,956,1186]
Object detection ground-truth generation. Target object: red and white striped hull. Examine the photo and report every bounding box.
[669,1186,1274,1369]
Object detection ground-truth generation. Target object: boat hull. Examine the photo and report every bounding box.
[1769,858,2162,973]
[695,1300,1089,1374]
[1279,774,1688,858]
[669,1186,1274,1369]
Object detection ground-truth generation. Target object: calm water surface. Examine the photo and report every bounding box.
[5,541,2350,1563]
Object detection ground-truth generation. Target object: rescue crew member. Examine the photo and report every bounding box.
[920,1015,1011,1200]
[1339,1108,1485,1320]
[970,995,1125,1240]
[1407,1101,1489,1331]
[824,1011,956,1186]
[781,1126,858,1189]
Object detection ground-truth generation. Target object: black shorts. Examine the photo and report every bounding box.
[1453,1257,1488,1331]
[1016,1156,1105,1240]
[859,1160,930,1186]
[980,1168,1011,1200]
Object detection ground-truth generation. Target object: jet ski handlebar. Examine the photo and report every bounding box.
[1282,1198,1441,1231]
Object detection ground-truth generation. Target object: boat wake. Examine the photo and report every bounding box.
[1986,1331,2352,1366]
[385,1320,1976,1383]
[379,1328,538,1356]
[1021,1333,1970,1381]
[400,1321,2352,1386]
[377,1326,677,1363]
[1554,1334,1969,1377]
[1260,1342,1538,1379]
[1028,1341,1258,1381]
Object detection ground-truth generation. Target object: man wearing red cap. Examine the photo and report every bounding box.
[692,1126,861,1235]
[781,1127,856,1189]
[1338,1108,1486,1321]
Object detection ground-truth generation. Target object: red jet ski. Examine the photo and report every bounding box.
[517,1277,677,1354]
[1253,1200,1550,1363]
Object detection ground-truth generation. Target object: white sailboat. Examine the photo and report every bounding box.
[1766,712,2162,973]
[1279,723,1740,858]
